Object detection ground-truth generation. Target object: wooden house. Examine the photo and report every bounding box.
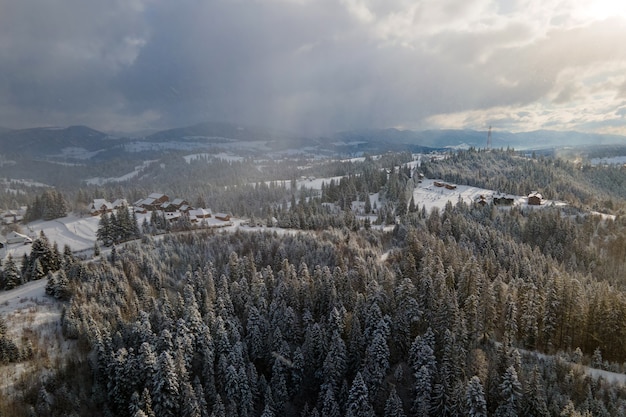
[528,192,543,206]
[90,199,113,215]
[493,195,515,205]
[139,193,169,211]
[475,195,488,206]
[189,208,212,221]
[214,213,231,221]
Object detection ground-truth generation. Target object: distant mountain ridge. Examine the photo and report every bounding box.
[0,122,624,161]
[0,125,112,156]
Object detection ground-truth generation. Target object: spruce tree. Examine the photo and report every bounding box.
[465,376,488,417]
[3,254,20,290]
[152,351,180,417]
[345,372,375,417]
[384,386,407,417]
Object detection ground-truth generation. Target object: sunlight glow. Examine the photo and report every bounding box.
[577,0,626,21]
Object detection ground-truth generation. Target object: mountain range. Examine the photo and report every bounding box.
[0,122,624,162]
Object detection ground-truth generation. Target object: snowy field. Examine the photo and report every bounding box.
[0,278,68,394]
[85,160,158,185]
[184,152,245,163]
[413,179,520,212]
[590,156,626,166]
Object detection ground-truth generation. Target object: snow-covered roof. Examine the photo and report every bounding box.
[189,208,212,218]
[148,192,167,200]
[171,198,186,206]
[140,197,156,206]
[91,199,113,211]
[6,231,30,240]
[112,198,128,208]
[164,211,182,221]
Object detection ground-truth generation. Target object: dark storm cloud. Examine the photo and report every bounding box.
[1,0,626,133]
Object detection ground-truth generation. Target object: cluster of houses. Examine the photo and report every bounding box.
[474,191,543,207]
[89,192,231,223]
[0,206,27,225]
[433,181,457,190]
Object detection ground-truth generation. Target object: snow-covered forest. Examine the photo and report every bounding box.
[2,148,626,416]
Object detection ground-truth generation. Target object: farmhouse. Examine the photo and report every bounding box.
[89,199,113,215]
[214,213,231,221]
[493,194,515,205]
[164,211,182,222]
[6,231,32,245]
[189,208,212,221]
[475,195,488,206]
[162,198,190,212]
[136,193,169,211]
[1,208,26,225]
[528,192,543,206]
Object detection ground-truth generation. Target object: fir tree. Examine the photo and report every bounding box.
[2,254,20,290]
[465,376,488,417]
[384,386,407,417]
[152,351,180,417]
[495,366,522,417]
[345,372,375,417]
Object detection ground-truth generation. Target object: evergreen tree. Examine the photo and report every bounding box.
[210,394,226,417]
[465,376,488,417]
[522,366,550,417]
[320,384,341,417]
[495,366,522,417]
[362,322,390,398]
[2,254,20,290]
[384,386,407,417]
[152,351,180,417]
[345,372,375,417]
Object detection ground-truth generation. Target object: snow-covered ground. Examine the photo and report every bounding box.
[413,179,518,212]
[85,160,158,185]
[413,179,566,212]
[590,156,626,166]
[184,152,245,163]
[0,278,68,394]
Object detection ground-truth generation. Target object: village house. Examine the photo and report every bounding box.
[161,198,189,212]
[493,194,515,205]
[1,207,26,225]
[528,192,543,206]
[188,208,212,222]
[164,211,182,222]
[214,213,231,221]
[89,199,113,216]
[136,193,170,211]
[475,195,489,206]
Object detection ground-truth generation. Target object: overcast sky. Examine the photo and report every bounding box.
[1,0,626,135]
